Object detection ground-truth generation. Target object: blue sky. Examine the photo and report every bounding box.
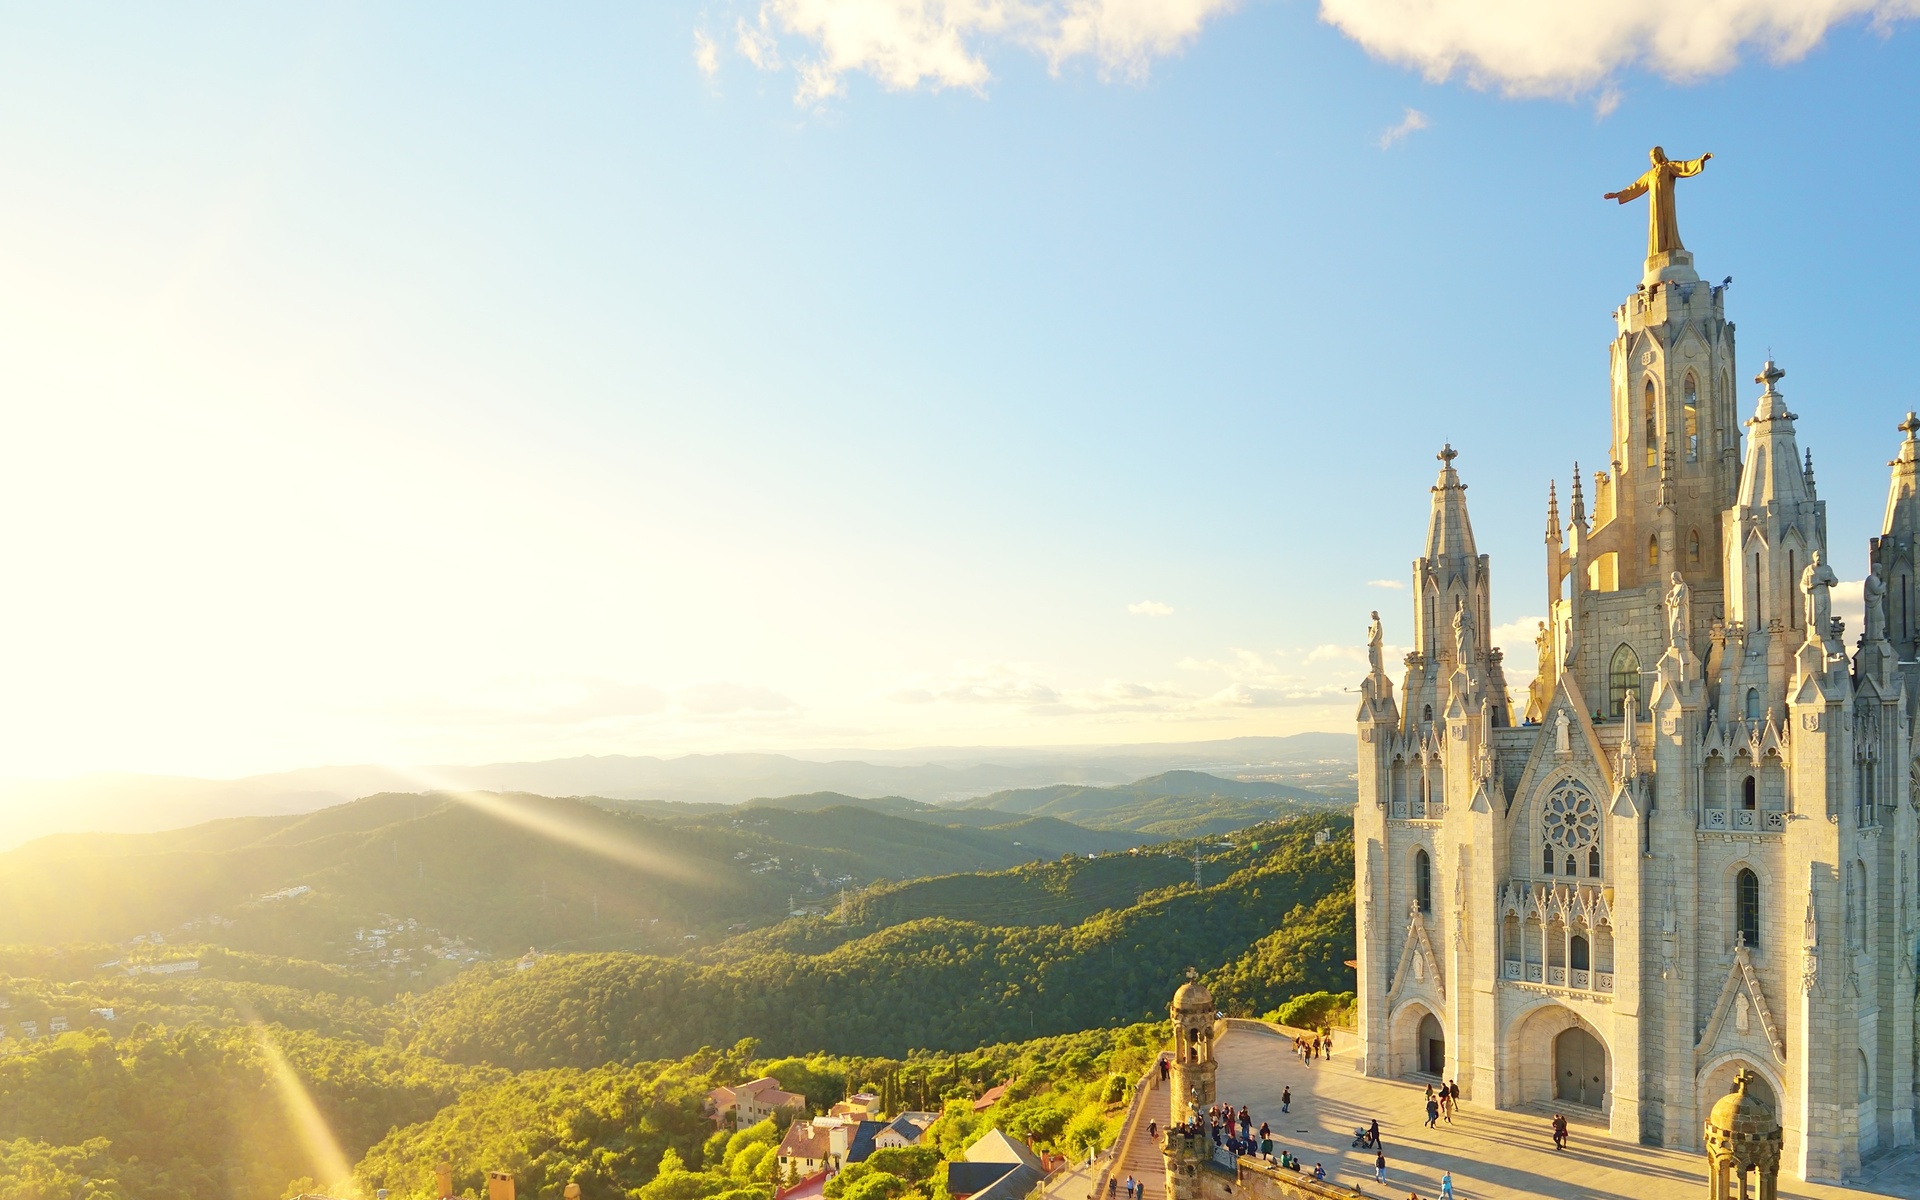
[0,3,1915,778]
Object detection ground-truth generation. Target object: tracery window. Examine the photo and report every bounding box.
[1737,868,1760,947]
[1683,373,1699,462]
[1644,378,1658,468]
[1608,644,1640,719]
[1541,779,1601,880]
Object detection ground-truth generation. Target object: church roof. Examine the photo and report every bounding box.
[1423,444,1478,563]
[1884,411,1920,540]
[1734,361,1811,512]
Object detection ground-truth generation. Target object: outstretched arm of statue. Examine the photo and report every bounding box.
[1670,153,1712,177]
[1603,178,1649,204]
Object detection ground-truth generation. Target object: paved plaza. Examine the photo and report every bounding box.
[1190,1023,1920,1200]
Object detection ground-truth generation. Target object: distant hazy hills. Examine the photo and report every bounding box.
[728,769,1346,839]
[0,733,1354,848]
[0,788,1156,961]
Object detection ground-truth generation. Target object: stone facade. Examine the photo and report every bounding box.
[1353,237,1920,1185]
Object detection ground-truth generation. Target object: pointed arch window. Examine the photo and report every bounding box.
[1683,373,1699,461]
[1737,868,1760,947]
[1745,688,1761,722]
[1644,378,1658,468]
[1647,536,1659,570]
[1787,550,1798,628]
[1688,529,1701,565]
[1415,849,1432,913]
[1608,643,1641,719]
[1587,847,1601,877]
[1742,775,1757,809]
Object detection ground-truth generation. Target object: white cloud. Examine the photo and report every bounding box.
[695,29,722,78]
[883,661,1194,714]
[718,0,1920,106]
[1377,106,1429,148]
[1128,599,1175,616]
[737,16,785,70]
[1318,0,1920,98]
[1366,579,1406,589]
[1833,578,1865,641]
[738,0,1237,103]
[677,682,800,715]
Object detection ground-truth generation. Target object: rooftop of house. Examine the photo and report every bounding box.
[776,1123,832,1161]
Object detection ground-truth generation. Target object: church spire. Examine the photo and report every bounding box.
[1545,480,1562,542]
[1735,361,1811,511]
[1883,412,1920,541]
[1568,463,1587,531]
[1424,444,1477,561]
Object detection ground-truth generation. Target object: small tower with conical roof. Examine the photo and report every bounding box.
[1162,974,1217,1200]
[1168,972,1215,1122]
[1705,1069,1783,1200]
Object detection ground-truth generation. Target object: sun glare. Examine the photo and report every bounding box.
[389,768,710,886]
[248,1019,359,1199]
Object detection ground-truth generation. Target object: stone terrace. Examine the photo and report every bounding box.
[1207,1023,1920,1200]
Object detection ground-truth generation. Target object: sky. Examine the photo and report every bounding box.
[0,2,1916,780]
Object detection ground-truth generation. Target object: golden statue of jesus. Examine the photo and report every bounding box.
[1604,146,1712,258]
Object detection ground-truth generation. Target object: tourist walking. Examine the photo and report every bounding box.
[1159,1056,1170,1082]
[1424,1096,1439,1129]
[1439,1170,1454,1199]
[1280,1086,1291,1113]
[1374,1151,1388,1184]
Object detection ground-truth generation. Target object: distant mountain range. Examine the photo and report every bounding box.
[727,769,1346,839]
[0,733,1355,848]
[0,790,1151,962]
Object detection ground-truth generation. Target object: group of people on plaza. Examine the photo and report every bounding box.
[1147,1061,1327,1183]
[1421,1080,1460,1128]
[1549,1112,1571,1151]
[1139,1034,1480,1200]
[1291,1031,1332,1062]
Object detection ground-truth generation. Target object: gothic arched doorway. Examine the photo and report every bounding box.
[1555,1026,1606,1108]
[1419,1013,1445,1076]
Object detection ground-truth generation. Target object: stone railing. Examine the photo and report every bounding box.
[1085,1041,1171,1200]
[1701,808,1786,833]
[1503,958,1612,995]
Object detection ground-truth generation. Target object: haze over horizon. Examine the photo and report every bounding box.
[0,5,1910,781]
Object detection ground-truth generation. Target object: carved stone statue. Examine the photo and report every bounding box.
[1524,621,1554,724]
[1802,550,1838,642]
[1367,610,1385,677]
[1604,146,1712,258]
[1665,571,1691,651]
[1452,597,1476,665]
[1865,565,1888,643]
[1554,711,1571,756]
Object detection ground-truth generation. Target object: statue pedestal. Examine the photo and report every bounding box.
[1645,248,1700,285]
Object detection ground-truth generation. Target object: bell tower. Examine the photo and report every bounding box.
[1163,975,1217,1200]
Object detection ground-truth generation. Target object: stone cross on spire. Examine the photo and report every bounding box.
[1438,444,1458,465]
[1900,412,1920,443]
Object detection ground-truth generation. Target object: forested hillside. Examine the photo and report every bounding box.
[403,813,1353,1068]
[960,771,1347,836]
[0,808,1356,1200]
[0,793,1141,967]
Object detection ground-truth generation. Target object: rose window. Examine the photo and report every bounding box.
[1541,782,1601,851]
